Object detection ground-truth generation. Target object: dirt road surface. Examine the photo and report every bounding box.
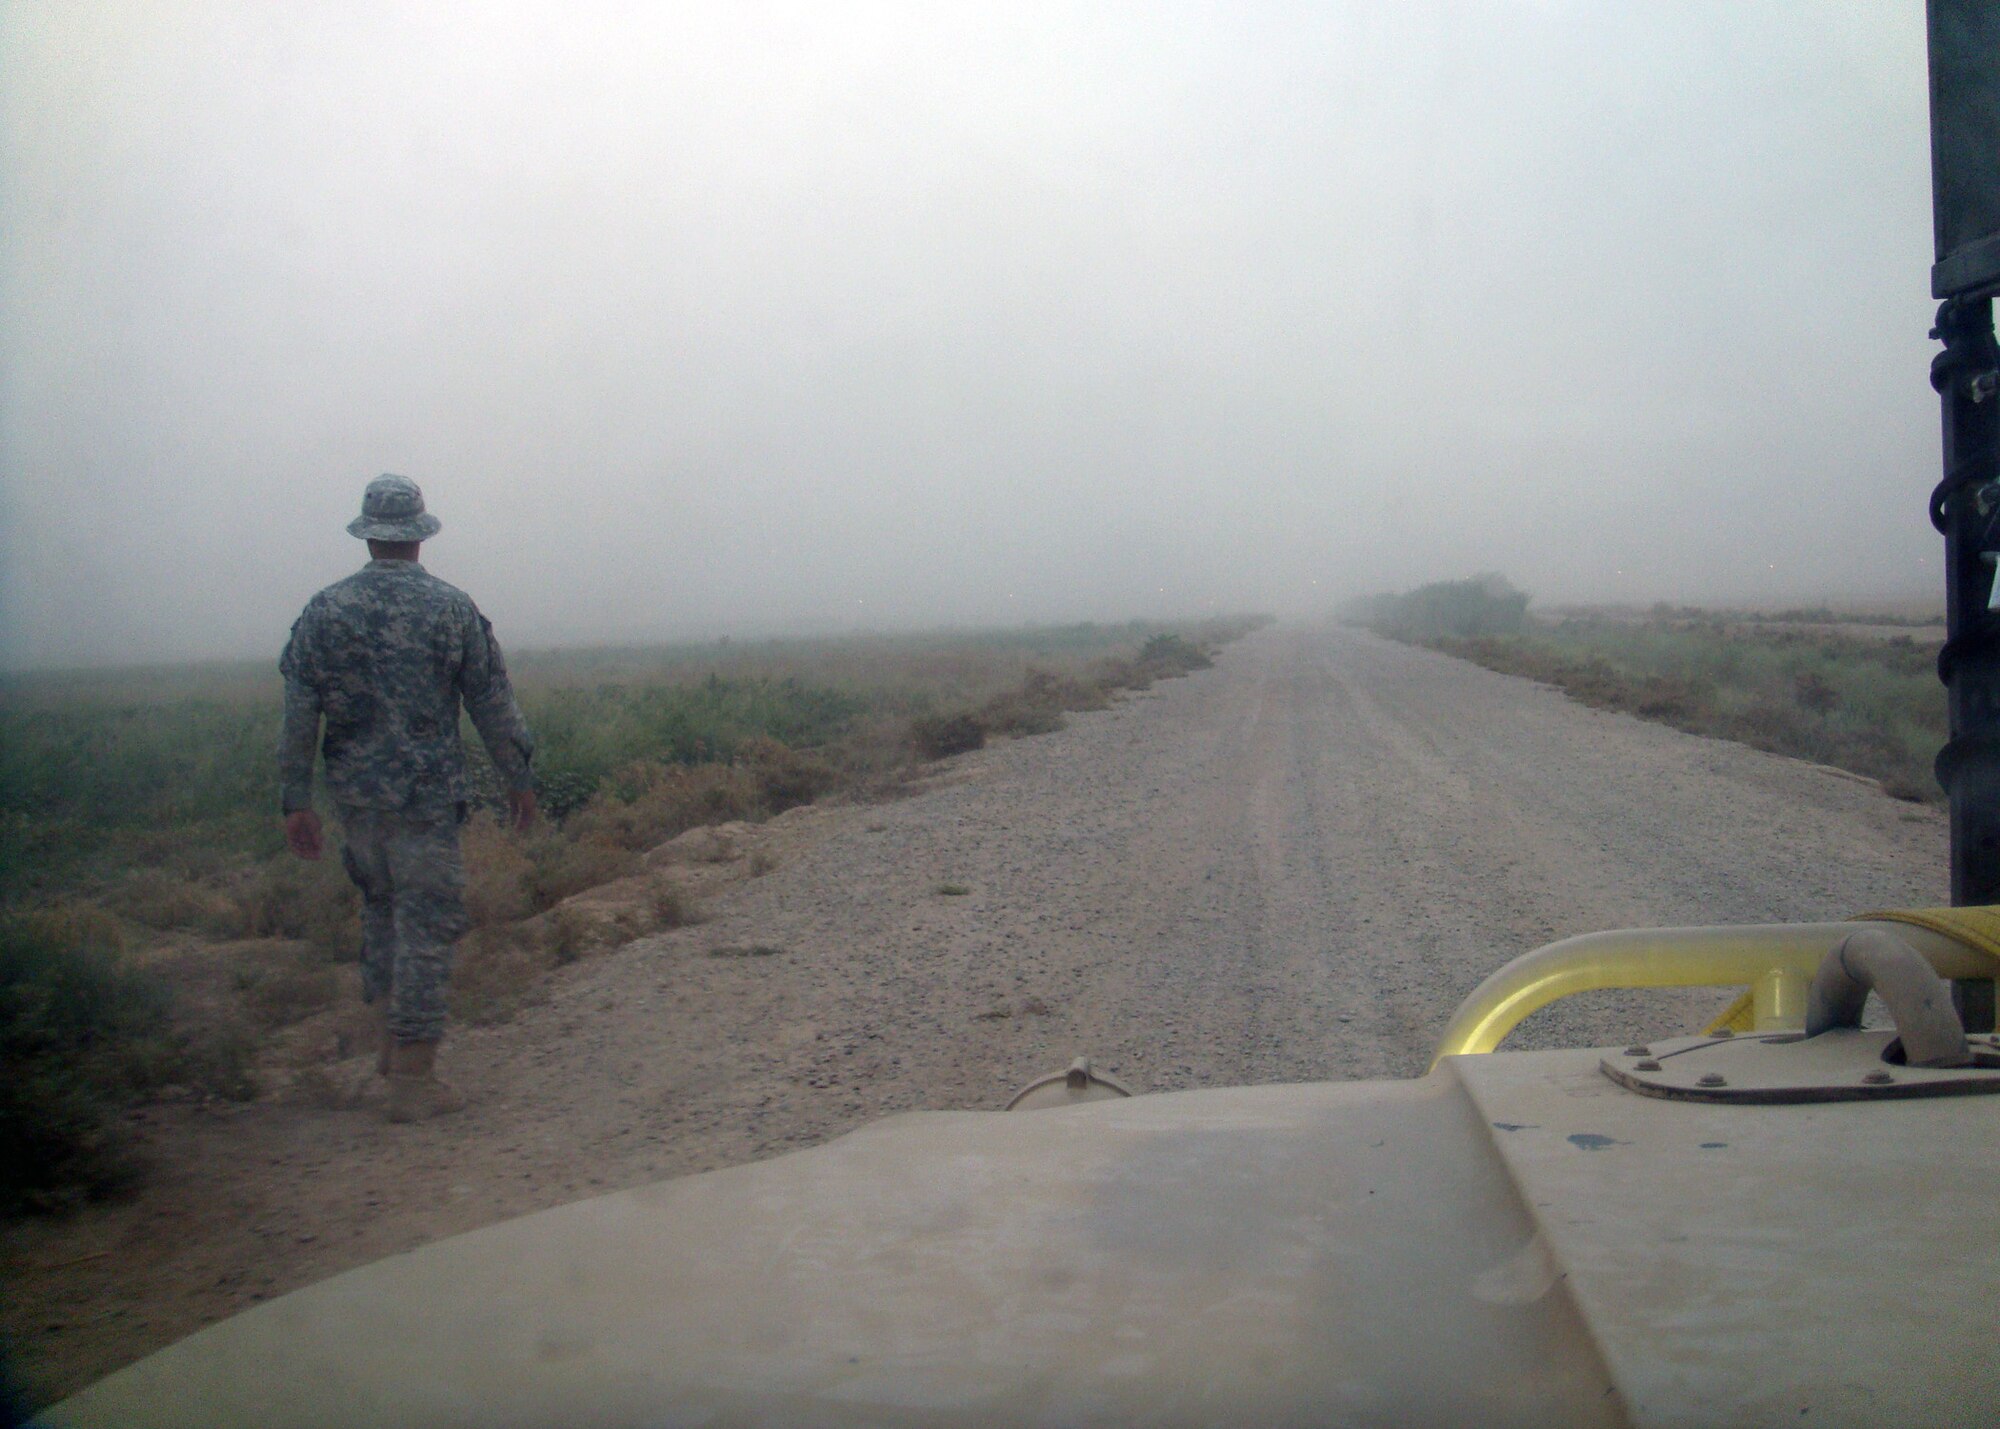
[2,623,1946,1406]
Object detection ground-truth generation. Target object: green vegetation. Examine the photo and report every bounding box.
[910,714,988,759]
[0,672,858,900]
[515,677,863,818]
[1351,587,1942,802]
[0,617,1263,1212]
[0,910,251,1214]
[1,701,288,901]
[1631,602,1942,630]
[1343,574,1531,642]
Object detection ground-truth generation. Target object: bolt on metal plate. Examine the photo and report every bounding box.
[1601,1030,2000,1105]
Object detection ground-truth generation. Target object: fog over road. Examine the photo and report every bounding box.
[5,622,1949,1403]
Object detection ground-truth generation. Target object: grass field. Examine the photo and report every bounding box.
[0,618,1258,1212]
[1350,580,1944,803]
[0,623,1252,894]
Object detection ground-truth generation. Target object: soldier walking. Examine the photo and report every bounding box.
[279,474,537,1122]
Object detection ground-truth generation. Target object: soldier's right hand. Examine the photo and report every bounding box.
[285,809,325,860]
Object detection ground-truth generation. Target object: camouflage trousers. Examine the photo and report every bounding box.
[337,805,470,1043]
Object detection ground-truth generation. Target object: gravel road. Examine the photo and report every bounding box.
[3,620,1948,1403]
[717,619,1944,1095]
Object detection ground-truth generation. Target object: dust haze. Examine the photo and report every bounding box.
[0,2,1939,670]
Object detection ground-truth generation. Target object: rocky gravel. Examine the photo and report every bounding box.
[2,620,1947,1405]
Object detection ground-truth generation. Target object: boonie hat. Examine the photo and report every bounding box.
[347,473,441,542]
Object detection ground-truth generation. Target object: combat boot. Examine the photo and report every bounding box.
[385,1039,466,1123]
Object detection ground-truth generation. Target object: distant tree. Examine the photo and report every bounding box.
[1344,574,1531,641]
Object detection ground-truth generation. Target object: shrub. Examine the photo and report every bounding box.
[909,713,987,759]
[547,906,591,964]
[1632,675,1710,722]
[980,697,1065,738]
[460,819,539,927]
[517,674,864,803]
[230,856,360,961]
[1794,670,1838,713]
[566,761,761,853]
[739,736,837,813]
[979,670,1089,737]
[524,833,641,911]
[1348,574,1532,641]
[108,870,243,937]
[530,769,598,822]
[229,941,340,1029]
[1088,654,1149,692]
[1136,634,1213,676]
[0,910,235,1213]
[648,877,697,928]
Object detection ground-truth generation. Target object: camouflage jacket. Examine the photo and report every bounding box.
[279,560,534,816]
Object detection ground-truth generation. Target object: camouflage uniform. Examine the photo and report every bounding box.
[279,479,533,1043]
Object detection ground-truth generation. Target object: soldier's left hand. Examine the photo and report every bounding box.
[508,787,538,832]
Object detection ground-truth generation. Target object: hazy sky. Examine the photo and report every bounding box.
[0,1,1943,668]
